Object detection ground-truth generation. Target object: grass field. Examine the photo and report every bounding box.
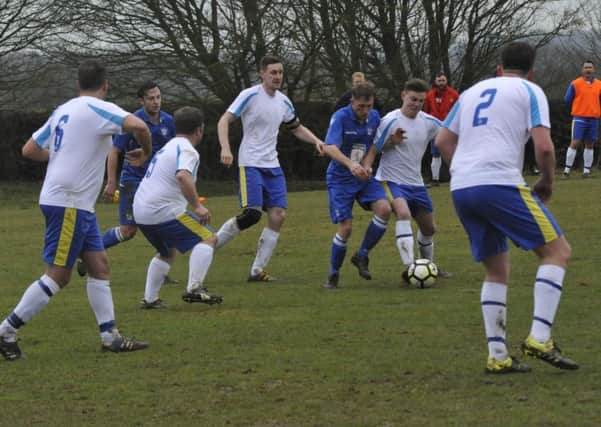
[0,177,600,427]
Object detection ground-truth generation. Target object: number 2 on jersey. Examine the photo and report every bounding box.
[472,89,497,127]
[53,115,69,152]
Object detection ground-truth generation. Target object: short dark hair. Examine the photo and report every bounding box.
[78,59,107,91]
[137,81,160,98]
[583,60,595,67]
[351,81,375,100]
[174,106,204,134]
[404,78,430,93]
[501,42,536,74]
[260,55,282,71]
[435,71,447,78]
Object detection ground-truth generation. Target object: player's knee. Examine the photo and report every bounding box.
[205,234,218,248]
[374,202,392,220]
[235,208,262,230]
[121,225,137,240]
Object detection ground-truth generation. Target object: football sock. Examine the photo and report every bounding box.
[188,243,214,292]
[144,256,170,303]
[417,230,434,260]
[86,277,116,343]
[481,281,508,360]
[530,264,565,343]
[251,228,279,276]
[358,215,388,257]
[584,148,594,170]
[0,275,61,341]
[102,226,125,249]
[431,157,441,181]
[565,147,577,170]
[330,233,347,275]
[395,220,414,267]
[215,217,241,250]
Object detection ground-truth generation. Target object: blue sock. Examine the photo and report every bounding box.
[102,227,124,249]
[358,215,388,257]
[330,234,347,275]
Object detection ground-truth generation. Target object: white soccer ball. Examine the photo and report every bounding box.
[407,258,438,288]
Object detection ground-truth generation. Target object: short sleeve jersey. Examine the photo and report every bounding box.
[227,84,297,168]
[325,105,380,179]
[443,76,550,191]
[33,96,128,212]
[113,109,175,182]
[373,110,441,186]
[133,137,199,225]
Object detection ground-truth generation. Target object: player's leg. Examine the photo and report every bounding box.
[137,224,173,308]
[248,168,287,282]
[564,119,583,176]
[430,141,441,185]
[103,181,138,249]
[390,196,414,270]
[215,166,262,250]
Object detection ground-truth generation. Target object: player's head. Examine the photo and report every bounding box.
[401,78,429,118]
[259,55,284,93]
[499,42,536,76]
[350,81,375,121]
[351,72,366,87]
[174,106,204,145]
[78,59,108,95]
[434,72,448,90]
[137,81,162,116]
[582,60,595,79]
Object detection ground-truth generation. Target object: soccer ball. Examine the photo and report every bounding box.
[407,259,438,288]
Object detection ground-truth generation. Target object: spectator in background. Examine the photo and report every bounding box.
[563,60,601,178]
[423,72,459,185]
[334,71,384,114]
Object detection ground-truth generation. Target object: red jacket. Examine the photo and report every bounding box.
[423,86,460,120]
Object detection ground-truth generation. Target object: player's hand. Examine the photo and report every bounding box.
[350,161,370,180]
[533,178,552,204]
[220,147,233,167]
[103,182,117,201]
[389,128,406,145]
[125,148,148,167]
[194,204,211,225]
[315,141,326,156]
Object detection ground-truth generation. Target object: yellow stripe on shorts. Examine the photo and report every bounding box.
[239,166,248,208]
[381,181,394,202]
[54,207,76,266]
[177,213,214,240]
[571,119,575,140]
[518,186,558,243]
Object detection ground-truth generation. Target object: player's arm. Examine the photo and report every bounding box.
[22,138,50,162]
[176,169,210,224]
[103,146,122,200]
[218,111,236,167]
[563,83,575,107]
[121,115,151,167]
[289,123,325,155]
[531,126,555,203]
[435,128,458,164]
[361,145,378,175]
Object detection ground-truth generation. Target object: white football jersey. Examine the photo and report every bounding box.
[33,96,128,212]
[444,76,550,191]
[374,110,441,186]
[133,137,199,225]
[228,84,297,168]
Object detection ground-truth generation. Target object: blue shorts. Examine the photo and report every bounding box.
[430,140,440,156]
[451,185,562,262]
[380,181,433,216]
[326,175,388,223]
[138,212,215,257]
[118,180,140,225]
[572,117,599,142]
[41,205,104,268]
[239,167,287,210]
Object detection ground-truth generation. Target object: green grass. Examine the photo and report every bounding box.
[0,177,600,426]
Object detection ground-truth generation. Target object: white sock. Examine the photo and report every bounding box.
[395,220,414,267]
[431,157,442,181]
[86,278,116,343]
[481,281,508,360]
[417,230,433,260]
[251,228,279,276]
[530,264,565,343]
[144,257,171,303]
[583,148,594,170]
[188,243,214,292]
[215,217,241,250]
[565,147,577,170]
[1,275,60,340]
